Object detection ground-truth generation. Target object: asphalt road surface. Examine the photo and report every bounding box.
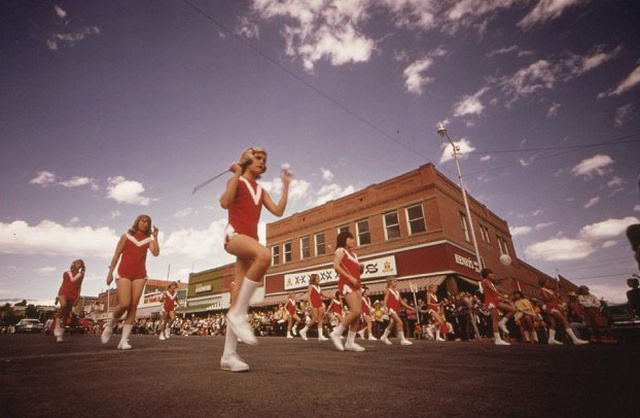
[1,333,637,418]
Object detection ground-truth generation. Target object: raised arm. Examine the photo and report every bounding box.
[219,163,243,209]
[263,168,291,217]
[149,227,160,257]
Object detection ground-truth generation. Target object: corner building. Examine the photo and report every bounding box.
[260,163,555,305]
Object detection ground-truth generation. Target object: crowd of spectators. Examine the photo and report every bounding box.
[5,283,633,345]
[106,285,621,345]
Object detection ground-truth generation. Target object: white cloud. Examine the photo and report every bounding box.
[525,237,596,261]
[500,60,557,105]
[54,5,67,19]
[518,0,584,29]
[59,176,99,190]
[453,87,488,117]
[34,266,56,274]
[248,0,374,72]
[524,216,638,263]
[30,171,99,190]
[321,168,334,181]
[535,222,555,230]
[381,0,439,31]
[107,176,151,205]
[613,103,634,128]
[174,208,195,219]
[547,102,561,118]
[0,220,117,257]
[607,176,625,189]
[518,156,536,167]
[584,196,600,209]
[46,26,100,51]
[438,137,476,164]
[570,154,614,179]
[30,171,56,187]
[510,226,532,237]
[161,219,232,261]
[261,176,311,204]
[598,64,640,98]
[601,240,616,248]
[563,45,621,78]
[578,216,639,240]
[314,183,356,206]
[403,57,435,95]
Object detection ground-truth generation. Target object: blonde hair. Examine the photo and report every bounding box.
[239,147,267,178]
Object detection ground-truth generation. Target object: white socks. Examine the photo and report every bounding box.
[230,279,260,317]
[120,324,132,343]
[223,326,238,356]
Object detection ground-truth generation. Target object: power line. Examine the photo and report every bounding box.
[180,0,427,160]
[468,132,640,155]
[464,133,640,177]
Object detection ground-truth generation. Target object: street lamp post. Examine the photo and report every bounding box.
[437,124,483,272]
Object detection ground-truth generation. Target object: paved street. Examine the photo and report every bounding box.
[0,333,637,418]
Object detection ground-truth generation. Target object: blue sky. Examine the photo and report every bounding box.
[1,0,639,305]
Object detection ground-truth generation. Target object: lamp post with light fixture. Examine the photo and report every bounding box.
[437,123,483,271]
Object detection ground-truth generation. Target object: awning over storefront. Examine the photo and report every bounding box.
[178,304,223,315]
[251,294,289,308]
[367,275,447,295]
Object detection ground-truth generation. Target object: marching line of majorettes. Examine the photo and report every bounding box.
[53,147,587,376]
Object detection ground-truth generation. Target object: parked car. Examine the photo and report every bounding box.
[15,318,44,334]
[607,303,640,343]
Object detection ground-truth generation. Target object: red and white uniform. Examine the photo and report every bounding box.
[162,290,179,313]
[226,177,263,241]
[385,289,401,315]
[118,231,153,280]
[328,298,343,315]
[481,278,501,309]
[541,287,562,314]
[336,247,360,295]
[427,292,440,314]
[58,270,83,301]
[361,295,372,317]
[285,298,296,316]
[309,285,324,309]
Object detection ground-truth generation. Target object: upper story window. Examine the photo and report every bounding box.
[480,225,491,244]
[356,219,371,246]
[497,236,509,255]
[383,211,400,240]
[337,225,350,235]
[283,241,292,263]
[460,212,470,242]
[314,232,326,256]
[271,245,280,266]
[300,235,310,260]
[406,204,426,234]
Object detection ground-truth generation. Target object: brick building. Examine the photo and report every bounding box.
[258,162,557,306]
[184,163,568,312]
